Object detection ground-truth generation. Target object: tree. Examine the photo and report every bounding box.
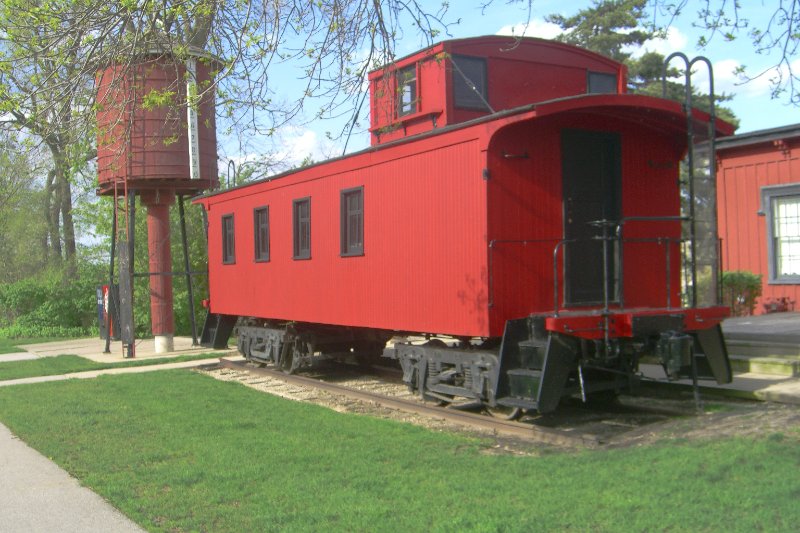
[0,132,49,283]
[508,0,800,106]
[546,0,655,62]
[0,1,458,271]
[0,1,457,156]
[0,1,93,266]
[544,0,738,126]
[657,0,800,104]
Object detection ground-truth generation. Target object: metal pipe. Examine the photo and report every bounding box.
[126,191,136,359]
[690,346,704,413]
[665,239,672,309]
[227,160,236,189]
[132,271,208,278]
[663,52,698,308]
[593,220,613,353]
[552,240,573,316]
[488,240,494,309]
[103,198,118,354]
[689,56,720,306]
[179,195,199,346]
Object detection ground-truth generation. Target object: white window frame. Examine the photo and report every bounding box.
[760,183,800,284]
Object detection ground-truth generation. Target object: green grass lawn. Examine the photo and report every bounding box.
[0,353,223,381]
[0,370,797,532]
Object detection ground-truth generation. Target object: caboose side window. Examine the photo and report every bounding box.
[254,206,270,262]
[341,187,364,256]
[293,197,311,260]
[222,214,235,265]
[452,55,488,110]
[397,64,417,117]
[587,71,617,94]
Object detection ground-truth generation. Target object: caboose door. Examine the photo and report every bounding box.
[561,129,621,306]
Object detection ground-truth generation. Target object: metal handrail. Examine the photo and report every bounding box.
[615,216,687,308]
[490,228,699,318]
[552,239,574,316]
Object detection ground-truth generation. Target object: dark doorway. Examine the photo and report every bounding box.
[561,129,621,306]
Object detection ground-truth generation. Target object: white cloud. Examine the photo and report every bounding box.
[279,128,320,160]
[629,26,689,58]
[496,19,563,40]
[691,58,800,100]
[274,126,343,167]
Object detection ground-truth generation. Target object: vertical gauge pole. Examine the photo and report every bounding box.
[186,57,201,182]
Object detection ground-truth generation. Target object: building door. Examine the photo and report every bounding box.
[561,129,622,306]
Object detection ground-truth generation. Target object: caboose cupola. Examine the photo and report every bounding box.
[367,36,627,145]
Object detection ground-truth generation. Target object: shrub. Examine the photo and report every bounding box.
[0,324,95,340]
[0,264,103,335]
[721,270,762,316]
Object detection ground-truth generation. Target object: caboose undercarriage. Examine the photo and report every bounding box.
[202,305,731,415]
[386,308,731,414]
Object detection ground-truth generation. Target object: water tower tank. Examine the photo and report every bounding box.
[95,52,219,354]
[95,53,218,195]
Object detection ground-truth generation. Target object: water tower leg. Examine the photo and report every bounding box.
[142,191,176,353]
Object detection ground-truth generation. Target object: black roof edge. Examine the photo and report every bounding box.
[196,92,690,202]
[715,123,800,151]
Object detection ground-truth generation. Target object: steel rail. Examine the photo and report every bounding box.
[217,358,600,448]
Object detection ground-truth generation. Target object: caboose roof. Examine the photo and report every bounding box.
[196,91,734,203]
[366,35,622,79]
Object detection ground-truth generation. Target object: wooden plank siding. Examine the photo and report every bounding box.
[717,129,800,314]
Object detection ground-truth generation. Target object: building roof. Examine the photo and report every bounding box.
[716,123,800,151]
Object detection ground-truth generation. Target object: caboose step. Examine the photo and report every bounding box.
[496,396,538,410]
[506,368,543,401]
[200,313,236,349]
[517,340,547,368]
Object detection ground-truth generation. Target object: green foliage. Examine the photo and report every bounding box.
[0,264,104,335]
[141,88,177,110]
[721,270,763,316]
[546,0,740,128]
[0,133,50,283]
[0,371,798,532]
[547,0,655,63]
[84,196,210,338]
[0,325,94,340]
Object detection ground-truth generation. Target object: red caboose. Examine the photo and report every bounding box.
[195,36,734,413]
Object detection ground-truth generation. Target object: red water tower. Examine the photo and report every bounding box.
[96,51,218,354]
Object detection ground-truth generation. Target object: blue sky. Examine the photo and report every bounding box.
[228,1,800,169]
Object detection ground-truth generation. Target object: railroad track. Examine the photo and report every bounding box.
[212,358,702,449]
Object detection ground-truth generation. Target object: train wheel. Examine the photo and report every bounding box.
[281,342,300,374]
[485,405,522,420]
[281,339,308,374]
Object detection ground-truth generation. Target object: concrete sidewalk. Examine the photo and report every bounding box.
[0,356,226,387]
[18,336,224,362]
[0,423,146,533]
[0,336,237,387]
